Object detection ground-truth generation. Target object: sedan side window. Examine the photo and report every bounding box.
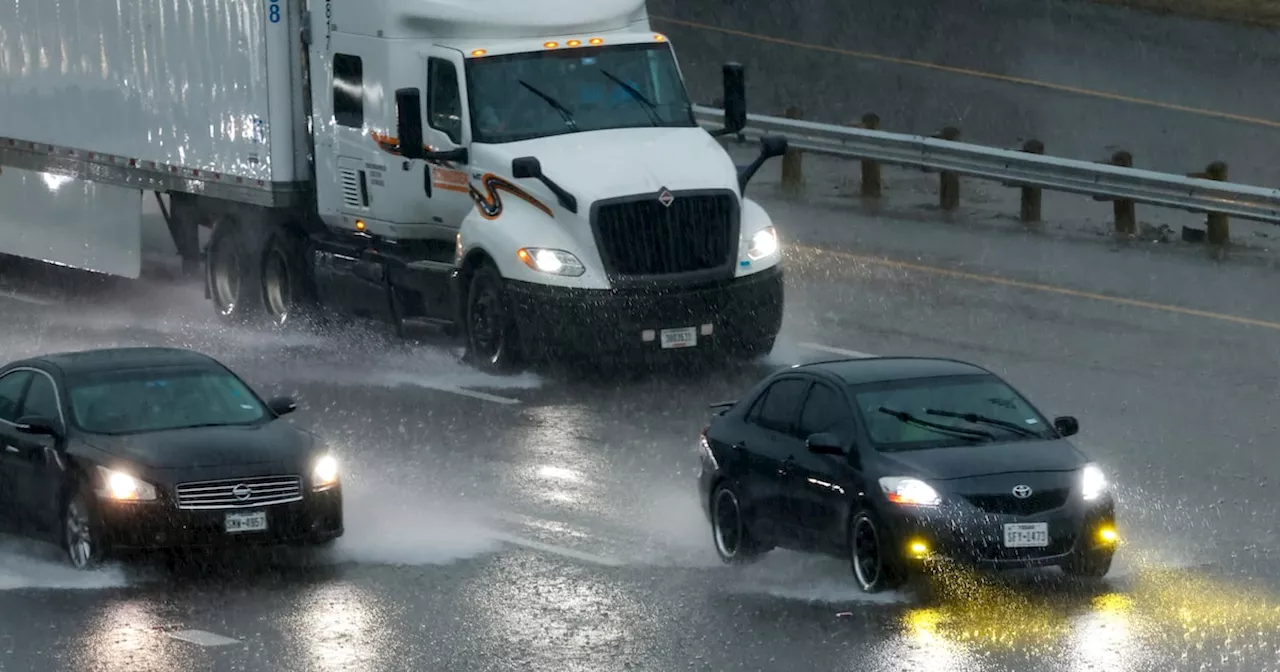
[0,371,32,423]
[752,379,808,435]
[798,383,855,443]
[20,374,60,421]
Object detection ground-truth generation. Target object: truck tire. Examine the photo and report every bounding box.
[260,228,318,330]
[207,215,266,325]
[463,262,523,372]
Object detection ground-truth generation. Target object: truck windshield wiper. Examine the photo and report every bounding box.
[518,80,578,130]
[924,409,1040,438]
[599,70,660,126]
[877,407,994,442]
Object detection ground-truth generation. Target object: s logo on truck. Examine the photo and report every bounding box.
[657,188,675,208]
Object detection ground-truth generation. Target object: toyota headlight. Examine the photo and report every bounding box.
[95,466,158,501]
[879,476,942,507]
[313,454,340,491]
[1081,463,1108,501]
[747,226,779,260]
[517,248,585,276]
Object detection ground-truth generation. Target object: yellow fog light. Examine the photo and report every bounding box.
[1098,526,1119,544]
[908,539,930,558]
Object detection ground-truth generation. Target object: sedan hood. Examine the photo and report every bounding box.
[877,439,1087,481]
[86,421,312,470]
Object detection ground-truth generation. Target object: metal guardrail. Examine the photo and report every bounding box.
[693,106,1280,225]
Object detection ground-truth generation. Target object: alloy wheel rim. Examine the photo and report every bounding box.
[852,517,881,589]
[712,489,742,558]
[65,502,93,569]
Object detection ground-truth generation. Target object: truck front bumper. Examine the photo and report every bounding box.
[503,266,784,359]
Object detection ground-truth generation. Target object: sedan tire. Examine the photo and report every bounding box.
[848,508,907,593]
[63,492,104,570]
[710,483,767,564]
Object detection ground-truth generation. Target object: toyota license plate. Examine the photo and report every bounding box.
[225,511,268,534]
[660,327,697,349]
[1002,522,1049,548]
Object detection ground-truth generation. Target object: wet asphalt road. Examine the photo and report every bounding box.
[4,182,1280,670]
[652,0,1280,188]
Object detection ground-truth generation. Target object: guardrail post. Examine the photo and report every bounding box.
[1198,161,1230,246]
[1020,140,1044,223]
[859,113,882,198]
[1110,151,1136,235]
[937,127,961,211]
[780,106,804,196]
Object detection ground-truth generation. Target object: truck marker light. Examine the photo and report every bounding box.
[471,49,487,57]
[653,34,666,42]
[544,41,559,49]
[567,40,581,47]
[589,37,604,45]
[355,220,366,231]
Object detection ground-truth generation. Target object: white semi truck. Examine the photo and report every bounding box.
[0,0,788,371]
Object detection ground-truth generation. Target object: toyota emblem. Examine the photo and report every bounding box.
[1011,484,1033,499]
[657,187,675,208]
[232,484,252,500]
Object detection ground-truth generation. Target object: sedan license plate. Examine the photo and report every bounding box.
[225,511,268,534]
[1003,522,1049,548]
[660,327,697,349]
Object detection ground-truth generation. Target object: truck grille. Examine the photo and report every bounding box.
[174,474,303,510]
[591,190,737,277]
[962,488,1070,516]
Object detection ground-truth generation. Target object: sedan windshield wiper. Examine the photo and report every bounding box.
[518,79,579,130]
[924,409,1041,438]
[599,70,660,126]
[877,406,994,442]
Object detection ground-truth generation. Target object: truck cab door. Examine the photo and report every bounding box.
[422,49,475,229]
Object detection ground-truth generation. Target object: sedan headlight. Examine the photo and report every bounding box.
[95,466,158,501]
[879,476,941,507]
[313,454,340,491]
[517,248,585,276]
[747,226,779,261]
[1081,463,1108,501]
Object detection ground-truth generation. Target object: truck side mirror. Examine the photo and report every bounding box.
[737,135,789,193]
[512,157,543,179]
[721,62,746,134]
[395,88,426,161]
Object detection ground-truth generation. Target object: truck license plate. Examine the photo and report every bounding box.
[660,327,697,349]
[1002,522,1049,548]
[225,511,268,534]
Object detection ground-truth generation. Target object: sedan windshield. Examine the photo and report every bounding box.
[68,366,268,435]
[466,42,696,144]
[853,374,1055,450]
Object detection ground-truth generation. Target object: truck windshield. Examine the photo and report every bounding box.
[466,42,696,144]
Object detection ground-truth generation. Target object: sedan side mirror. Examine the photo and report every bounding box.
[15,415,59,437]
[268,396,298,416]
[806,432,845,456]
[1053,416,1079,437]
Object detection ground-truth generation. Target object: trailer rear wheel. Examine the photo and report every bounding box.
[207,216,265,324]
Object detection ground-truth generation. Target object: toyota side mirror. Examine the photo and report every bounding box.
[806,432,845,456]
[15,415,59,437]
[268,396,298,416]
[1053,416,1079,437]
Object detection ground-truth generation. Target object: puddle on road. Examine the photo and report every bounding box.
[0,535,128,591]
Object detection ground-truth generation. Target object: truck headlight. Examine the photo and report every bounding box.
[879,476,941,507]
[1081,463,1108,501]
[517,248,585,276]
[747,226,778,260]
[95,466,158,501]
[313,454,340,491]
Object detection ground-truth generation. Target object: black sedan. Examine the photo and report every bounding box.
[696,356,1117,592]
[0,346,343,569]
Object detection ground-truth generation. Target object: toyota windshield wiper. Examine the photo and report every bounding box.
[877,406,994,442]
[924,409,1041,438]
[518,80,578,130]
[599,70,661,126]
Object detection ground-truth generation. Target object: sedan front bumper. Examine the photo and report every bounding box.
[97,487,344,550]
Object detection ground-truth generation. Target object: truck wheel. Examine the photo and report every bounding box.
[464,263,523,372]
[207,216,265,324]
[260,229,317,330]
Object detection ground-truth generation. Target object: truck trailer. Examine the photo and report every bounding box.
[0,0,788,371]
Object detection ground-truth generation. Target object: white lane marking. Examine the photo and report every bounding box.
[417,383,521,405]
[798,342,877,358]
[489,532,624,568]
[0,289,57,306]
[167,629,241,647]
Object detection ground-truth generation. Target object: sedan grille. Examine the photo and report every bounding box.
[174,474,303,510]
[591,190,738,277]
[962,488,1070,516]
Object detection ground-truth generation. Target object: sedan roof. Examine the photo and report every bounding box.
[797,356,995,386]
[14,346,221,376]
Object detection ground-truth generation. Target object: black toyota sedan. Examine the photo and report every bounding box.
[0,346,343,569]
[696,356,1117,592]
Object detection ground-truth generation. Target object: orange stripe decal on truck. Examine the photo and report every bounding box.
[469,173,553,219]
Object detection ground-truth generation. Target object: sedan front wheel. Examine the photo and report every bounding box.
[64,493,104,570]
